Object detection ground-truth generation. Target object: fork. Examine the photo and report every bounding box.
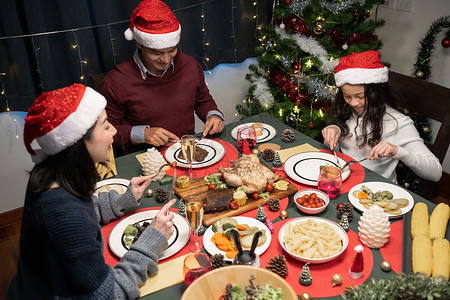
[341,158,368,170]
[153,163,171,177]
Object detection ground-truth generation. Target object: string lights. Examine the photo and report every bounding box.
[0,73,19,139]
[108,25,119,66]
[201,3,211,73]
[71,31,87,84]
[31,36,44,92]
[230,0,238,62]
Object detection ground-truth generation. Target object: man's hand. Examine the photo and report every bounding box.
[144,127,179,147]
[203,115,224,137]
[369,141,398,160]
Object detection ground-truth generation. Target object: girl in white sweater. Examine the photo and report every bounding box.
[322,50,441,183]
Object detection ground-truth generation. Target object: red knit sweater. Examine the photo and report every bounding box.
[100,51,221,153]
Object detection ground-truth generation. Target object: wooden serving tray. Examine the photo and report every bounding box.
[174,177,298,226]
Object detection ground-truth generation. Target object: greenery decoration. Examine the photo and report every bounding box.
[341,273,450,299]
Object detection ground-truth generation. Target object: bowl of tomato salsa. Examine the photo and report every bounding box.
[294,189,329,214]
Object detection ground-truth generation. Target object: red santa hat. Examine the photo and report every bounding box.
[334,50,388,87]
[23,84,106,164]
[124,0,181,49]
[348,244,364,279]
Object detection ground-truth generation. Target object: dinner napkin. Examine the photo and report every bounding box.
[139,253,190,296]
[96,146,117,179]
[277,143,320,162]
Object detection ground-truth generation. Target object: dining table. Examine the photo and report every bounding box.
[103,112,437,299]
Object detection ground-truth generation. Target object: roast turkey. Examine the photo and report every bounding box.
[218,154,279,193]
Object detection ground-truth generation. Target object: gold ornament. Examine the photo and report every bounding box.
[404,182,410,188]
[422,126,430,133]
[280,210,288,220]
[301,292,313,300]
[403,108,409,115]
[313,20,325,35]
[415,70,424,78]
[381,260,392,272]
[331,273,343,287]
[145,189,154,197]
[252,148,261,156]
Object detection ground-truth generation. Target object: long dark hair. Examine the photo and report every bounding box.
[27,123,100,201]
[330,83,402,148]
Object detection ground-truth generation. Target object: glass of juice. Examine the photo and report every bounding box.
[317,166,342,199]
[237,126,257,155]
[183,252,212,286]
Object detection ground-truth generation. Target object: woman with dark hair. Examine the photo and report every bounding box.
[8,83,176,299]
[322,50,441,183]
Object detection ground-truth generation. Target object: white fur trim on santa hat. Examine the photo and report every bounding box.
[129,24,181,49]
[335,66,388,87]
[31,87,106,163]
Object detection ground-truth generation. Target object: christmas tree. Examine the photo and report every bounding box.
[237,0,385,140]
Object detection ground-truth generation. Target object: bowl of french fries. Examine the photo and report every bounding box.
[294,189,329,214]
[278,217,349,263]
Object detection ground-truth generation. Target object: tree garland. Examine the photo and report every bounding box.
[397,15,450,193]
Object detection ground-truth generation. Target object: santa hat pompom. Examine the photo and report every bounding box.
[334,50,388,87]
[124,28,134,41]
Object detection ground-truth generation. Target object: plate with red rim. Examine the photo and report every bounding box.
[108,210,190,259]
[230,122,277,143]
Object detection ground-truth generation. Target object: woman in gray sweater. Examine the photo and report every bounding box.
[8,83,175,299]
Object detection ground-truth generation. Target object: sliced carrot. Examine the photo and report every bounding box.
[217,244,230,251]
[358,192,369,199]
[226,251,238,259]
[215,237,231,246]
[211,232,224,242]
[236,224,248,231]
[228,243,236,251]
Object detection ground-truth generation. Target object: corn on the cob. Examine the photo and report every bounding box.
[429,203,450,240]
[432,238,450,280]
[411,202,429,238]
[412,235,432,277]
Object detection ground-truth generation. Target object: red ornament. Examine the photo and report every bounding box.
[442,38,450,48]
[309,122,314,129]
[336,203,344,210]
[286,0,291,4]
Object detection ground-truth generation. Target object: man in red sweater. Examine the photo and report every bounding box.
[100,0,224,154]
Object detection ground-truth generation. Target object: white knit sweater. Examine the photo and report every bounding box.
[331,106,442,183]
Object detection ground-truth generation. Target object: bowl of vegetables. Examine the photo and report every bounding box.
[181,265,297,300]
[294,189,329,214]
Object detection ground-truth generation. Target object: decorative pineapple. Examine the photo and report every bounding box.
[358,205,391,248]
[141,148,167,181]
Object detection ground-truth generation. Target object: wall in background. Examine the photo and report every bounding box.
[375,0,450,172]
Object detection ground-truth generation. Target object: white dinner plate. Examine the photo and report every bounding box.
[283,152,351,186]
[348,181,414,219]
[93,178,130,197]
[231,122,277,143]
[108,210,190,259]
[203,216,271,262]
[164,139,225,169]
[278,216,349,264]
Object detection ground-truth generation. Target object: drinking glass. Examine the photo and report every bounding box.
[317,166,342,199]
[183,252,212,286]
[180,135,196,177]
[237,126,257,155]
[185,195,204,252]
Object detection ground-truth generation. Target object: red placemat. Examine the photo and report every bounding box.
[275,149,365,197]
[260,219,373,298]
[101,207,196,267]
[162,139,238,178]
[379,220,403,274]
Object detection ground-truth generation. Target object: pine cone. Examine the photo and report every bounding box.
[263,149,275,162]
[281,129,295,143]
[268,197,280,212]
[266,254,288,277]
[155,188,169,203]
[210,253,226,269]
[337,202,353,221]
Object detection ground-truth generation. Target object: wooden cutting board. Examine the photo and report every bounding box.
[174,177,298,226]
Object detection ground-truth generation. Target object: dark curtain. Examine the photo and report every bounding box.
[0,0,272,112]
